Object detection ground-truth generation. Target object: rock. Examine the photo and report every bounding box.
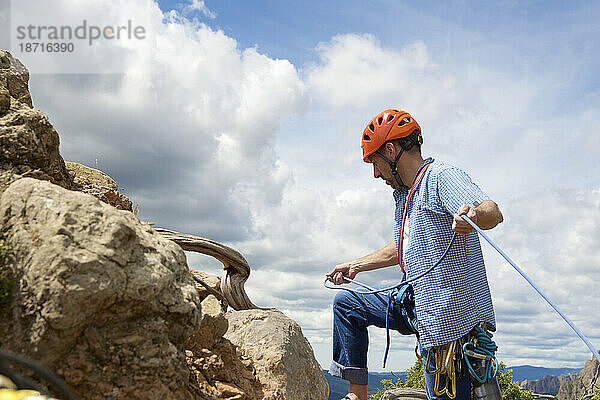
[0,89,9,114]
[0,104,61,180]
[224,309,329,400]
[0,51,72,191]
[190,269,222,302]
[187,294,228,351]
[65,162,133,211]
[0,50,33,107]
[520,374,575,396]
[557,354,599,400]
[380,388,428,400]
[186,340,264,400]
[0,178,201,400]
[47,154,74,190]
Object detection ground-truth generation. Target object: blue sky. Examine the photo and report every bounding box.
[4,0,600,374]
[155,0,600,101]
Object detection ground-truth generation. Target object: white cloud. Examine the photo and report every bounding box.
[25,0,306,241]
[184,0,216,19]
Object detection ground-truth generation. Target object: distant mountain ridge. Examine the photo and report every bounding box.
[507,365,582,382]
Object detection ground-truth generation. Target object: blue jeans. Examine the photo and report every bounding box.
[330,289,413,385]
[330,290,471,400]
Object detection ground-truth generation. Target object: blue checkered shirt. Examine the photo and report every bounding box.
[393,158,496,349]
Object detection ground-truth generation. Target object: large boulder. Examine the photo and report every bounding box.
[0,178,201,400]
[224,309,329,400]
[0,51,129,203]
[185,293,264,400]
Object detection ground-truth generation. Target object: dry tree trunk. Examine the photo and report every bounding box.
[154,228,258,310]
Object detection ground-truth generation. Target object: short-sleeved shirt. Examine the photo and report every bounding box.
[393,158,496,349]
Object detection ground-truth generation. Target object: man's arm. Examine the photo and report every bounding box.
[452,199,503,235]
[326,242,397,285]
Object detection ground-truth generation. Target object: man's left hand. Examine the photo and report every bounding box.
[453,205,477,235]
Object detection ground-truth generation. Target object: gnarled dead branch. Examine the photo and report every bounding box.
[154,227,257,310]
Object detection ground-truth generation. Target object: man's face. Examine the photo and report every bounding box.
[369,152,401,190]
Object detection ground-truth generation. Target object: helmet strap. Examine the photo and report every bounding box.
[374,147,406,188]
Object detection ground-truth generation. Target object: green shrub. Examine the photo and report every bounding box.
[591,387,600,400]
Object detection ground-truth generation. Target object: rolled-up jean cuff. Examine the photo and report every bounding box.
[329,360,368,385]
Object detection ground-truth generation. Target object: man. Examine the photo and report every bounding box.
[326,109,503,400]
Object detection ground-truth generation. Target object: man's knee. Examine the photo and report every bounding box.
[333,291,357,310]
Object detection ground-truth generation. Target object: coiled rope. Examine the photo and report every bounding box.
[462,325,499,384]
[324,213,600,368]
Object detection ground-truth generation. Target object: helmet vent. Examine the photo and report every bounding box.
[387,115,395,122]
[363,134,371,141]
[378,116,383,125]
[369,123,375,132]
[398,117,411,127]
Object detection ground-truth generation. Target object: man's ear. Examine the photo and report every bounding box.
[385,142,396,158]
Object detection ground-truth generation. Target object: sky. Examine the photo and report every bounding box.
[2,0,599,373]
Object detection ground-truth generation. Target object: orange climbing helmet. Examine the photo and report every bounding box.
[361,109,422,162]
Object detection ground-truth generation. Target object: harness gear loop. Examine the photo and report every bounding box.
[430,340,459,399]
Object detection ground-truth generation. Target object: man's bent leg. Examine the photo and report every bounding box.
[330,290,410,390]
[330,291,370,385]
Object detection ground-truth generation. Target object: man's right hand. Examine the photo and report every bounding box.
[326,262,361,285]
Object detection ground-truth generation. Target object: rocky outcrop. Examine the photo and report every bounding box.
[224,309,329,400]
[557,355,599,400]
[190,270,223,303]
[0,178,201,399]
[65,162,133,211]
[0,49,329,400]
[520,375,576,396]
[0,50,131,208]
[0,49,33,107]
[186,294,265,400]
[0,50,68,189]
[0,93,71,188]
[380,388,428,400]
